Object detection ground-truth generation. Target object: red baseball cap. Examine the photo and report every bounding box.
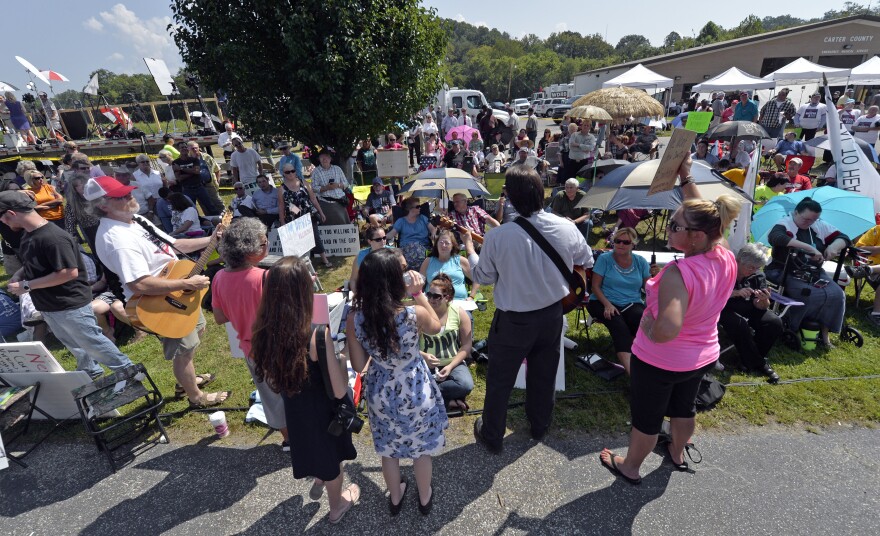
[83,176,137,201]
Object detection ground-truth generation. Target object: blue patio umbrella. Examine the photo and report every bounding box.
[751,186,876,246]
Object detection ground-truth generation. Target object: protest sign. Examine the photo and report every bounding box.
[685,111,713,133]
[376,149,409,178]
[319,224,360,257]
[0,342,63,374]
[648,128,697,196]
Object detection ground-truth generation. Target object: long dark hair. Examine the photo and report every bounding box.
[353,248,404,357]
[168,192,194,212]
[251,256,314,396]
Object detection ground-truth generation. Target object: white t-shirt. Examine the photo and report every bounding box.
[839,109,861,133]
[95,216,177,301]
[218,131,234,152]
[171,206,200,233]
[853,114,880,145]
[130,180,154,215]
[795,103,827,129]
[231,194,255,217]
[133,168,164,198]
[230,148,262,181]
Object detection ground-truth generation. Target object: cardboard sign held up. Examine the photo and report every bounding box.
[278,214,316,257]
[318,224,360,257]
[376,149,409,178]
[685,111,713,134]
[648,128,697,196]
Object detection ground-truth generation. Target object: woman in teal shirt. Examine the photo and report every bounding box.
[587,228,658,374]
[419,229,478,301]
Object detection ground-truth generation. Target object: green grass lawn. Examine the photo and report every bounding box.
[9,203,880,446]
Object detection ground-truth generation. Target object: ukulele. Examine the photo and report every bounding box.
[430,214,485,245]
[125,211,232,338]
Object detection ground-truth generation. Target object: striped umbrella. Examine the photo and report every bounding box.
[40,70,70,82]
[399,167,489,199]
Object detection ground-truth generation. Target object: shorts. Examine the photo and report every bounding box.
[94,291,118,306]
[161,312,206,361]
[629,354,716,435]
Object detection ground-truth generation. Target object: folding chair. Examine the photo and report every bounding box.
[0,380,61,468]
[784,154,815,174]
[72,363,168,473]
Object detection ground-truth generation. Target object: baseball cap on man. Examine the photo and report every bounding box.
[0,191,36,212]
[83,176,137,201]
[372,177,384,185]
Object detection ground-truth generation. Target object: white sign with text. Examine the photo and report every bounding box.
[319,224,360,257]
[279,214,316,257]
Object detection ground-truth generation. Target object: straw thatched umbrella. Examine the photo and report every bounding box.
[572,87,664,121]
[568,105,612,122]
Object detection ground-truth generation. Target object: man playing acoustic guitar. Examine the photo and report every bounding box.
[86,176,231,408]
[462,166,592,454]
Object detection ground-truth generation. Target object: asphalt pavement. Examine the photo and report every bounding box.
[2,424,878,535]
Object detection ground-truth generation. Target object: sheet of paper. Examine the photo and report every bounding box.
[684,111,713,133]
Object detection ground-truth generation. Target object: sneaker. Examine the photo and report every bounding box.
[281,441,290,452]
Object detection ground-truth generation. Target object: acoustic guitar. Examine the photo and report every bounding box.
[125,211,232,338]
[560,265,588,314]
[430,214,485,245]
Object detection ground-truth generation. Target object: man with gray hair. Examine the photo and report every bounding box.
[86,175,230,407]
[550,178,593,240]
[719,243,782,383]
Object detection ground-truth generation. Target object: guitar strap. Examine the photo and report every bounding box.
[131,215,196,262]
[514,216,575,283]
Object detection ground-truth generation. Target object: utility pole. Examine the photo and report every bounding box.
[507,62,516,102]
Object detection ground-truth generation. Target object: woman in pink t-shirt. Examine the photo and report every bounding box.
[211,218,291,449]
[600,159,742,485]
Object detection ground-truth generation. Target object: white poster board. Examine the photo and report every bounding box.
[278,215,316,257]
[1,370,94,420]
[319,224,360,257]
[0,342,64,374]
[0,430,7,470]
[225,324,246,359]
[240,177,259,197]
[376,149,409,178]
[266,227,283,256]
[143,57,177,96]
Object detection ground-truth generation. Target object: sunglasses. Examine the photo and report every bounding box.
[369,236,387,242]
[425,291,445,301]
[283,170,297,175]
[31,175,45,180]
[613,239,632,245]
[667,221,698,233]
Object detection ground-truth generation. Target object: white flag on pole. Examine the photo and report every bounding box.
[84,73,99,96]
[824,82,880,212]
[728,147,760,253]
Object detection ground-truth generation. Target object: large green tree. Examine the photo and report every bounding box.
[170,0,446,162]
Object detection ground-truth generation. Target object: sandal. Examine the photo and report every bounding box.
[329,484,360,524]
[174,373,216,397]
[599,449,641,485]
[664,443,691,472]
[188,390,232,409]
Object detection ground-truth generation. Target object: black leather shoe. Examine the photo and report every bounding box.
[762,364,780,384]
[417,486,434,516]
[473,417,502,454]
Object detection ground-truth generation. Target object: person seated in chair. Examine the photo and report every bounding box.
[230,182,256,218]
[362,177,396,228]
[251,174,280,229]
[691,138,719,168]
[450,193,499,240]
[550,178,593,241]
[586,228,658,374]
[718,243,782,382]
[419,273,474,412]
[766,198,848,347]
[630,125,658,159]
[780,157,813,193]
[766,131,810,170]
[848,223,880,327]
[168,193,204,238]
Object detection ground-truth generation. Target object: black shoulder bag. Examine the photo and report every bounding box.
[314,325,363,436]
[514,216,586,313]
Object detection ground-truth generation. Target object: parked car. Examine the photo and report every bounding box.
[532,99,547,116]
[542,98,567,118]
[550,95,585,123]
[490,101,506,111]
[513,98,530,115]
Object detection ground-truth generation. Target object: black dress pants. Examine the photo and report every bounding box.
[719,301,783,370]
[481,302,563,448]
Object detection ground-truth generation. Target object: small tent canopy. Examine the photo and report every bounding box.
[850,55,880,85]
[602,63,673,91]
[692,67,775,92]
[763,57,850,83]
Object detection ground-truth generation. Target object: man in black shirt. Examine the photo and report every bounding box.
[1,191,132,378]
[443,142,466,169]
[173,142,219,216]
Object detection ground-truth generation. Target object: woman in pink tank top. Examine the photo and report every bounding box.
[600,158,742,485]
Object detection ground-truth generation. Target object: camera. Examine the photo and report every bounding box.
[22,93,36,104]
[184,73,200,89]
[327,398,363,436]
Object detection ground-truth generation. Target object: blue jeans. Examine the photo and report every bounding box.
[183,186,221,216]
[437,362,474,402]
[42,303,133,378]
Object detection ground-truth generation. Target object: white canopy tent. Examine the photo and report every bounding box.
[692,67,775,92]
[849,55,880,85]
[602,63,674,91]
[763,57,851,84]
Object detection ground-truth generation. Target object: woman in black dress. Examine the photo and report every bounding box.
[277,162,331,267]
[251,256,359,524]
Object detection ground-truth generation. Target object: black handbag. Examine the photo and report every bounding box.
[314,325,363,436]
